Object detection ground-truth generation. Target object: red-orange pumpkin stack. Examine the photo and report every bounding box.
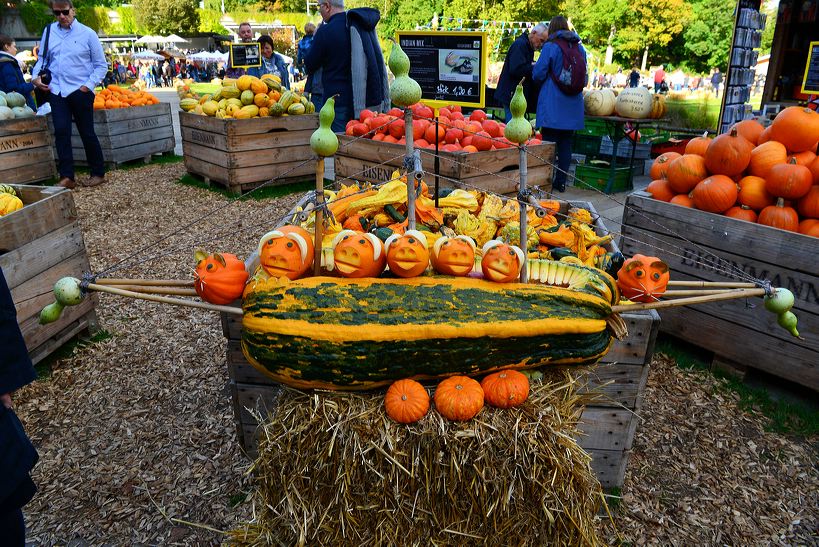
[646,107,819,238]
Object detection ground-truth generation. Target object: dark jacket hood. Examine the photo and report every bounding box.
[347,7,381,31]
[549,30,581,44]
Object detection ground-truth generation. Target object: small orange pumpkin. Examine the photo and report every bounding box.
[616,254,670,303]
[384,230,430,278]
[434,375,484,421]
[704,128,753,177]
[691,175,738,213]
[384,379,430,424]
[481,370,530,409]
[666,154,708,194]
[258,225,314,280]
[769,106,819,153]
[431,235,476,276]
[331,229,386,278]
[765,158,813,200]
[645,179,675,202]
[797,185,819,219]
[724,205,758,223]
[670,193,695,208]
[798,218,819,237]
[684,134,712,156]
[758,198,799,232]
[194,251,248,305]
[480,240,525,283]
[738,176,775,211]
[648,152,681,180]
[730,119,765,146]
[748,140,787,178]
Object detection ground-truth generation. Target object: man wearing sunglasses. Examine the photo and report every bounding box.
[31,0,108,189]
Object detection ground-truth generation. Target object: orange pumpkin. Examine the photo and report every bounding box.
[667,154,708,194]
[765,159,813,200]
[704,128,753,177]
[480,240,525,283]
[616,254,670,303]
[748,141,787,177]
[649,152,681,180]
[331,229,386,278]
[384,230,430,278]
[481,370,529,409]
[384,379,430,424]
[791,150,816,167]
[670,194,695,208]
[646,179,675,202]
[808,154,819,184]
[758,198,799,232]
[685,134,712,156]
[434,375,484,421]
[738,175,774,211]
[691,175,738,213]
[431,235,476,276]
[730,119,765,145]
[193,251,248,305]
[724,205,758,223]
[797,185,819,219]
[258,225,314,280]
[798,218,819,237]
[769,106,819,153]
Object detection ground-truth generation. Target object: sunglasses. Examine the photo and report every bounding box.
[53,9,71,16]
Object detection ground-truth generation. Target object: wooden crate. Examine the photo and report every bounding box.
[334,135,555,194]
[0,117,57,184]
[180,112,318,195]
[0,185,97,364]
[621,191,819,392]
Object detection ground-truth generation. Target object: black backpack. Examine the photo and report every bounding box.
[549,37,586,95]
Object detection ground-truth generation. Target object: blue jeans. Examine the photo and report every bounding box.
[331,102,351,134]
[50,90,105,180]
[540,128,574,192]
[503,105,512,123]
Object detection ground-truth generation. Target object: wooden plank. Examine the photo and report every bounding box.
[11,251,92,322]
[0,161,57,185]
[0,145,54,172]
[184,154,313,187]
[182,140,313,169]
[0,222,86,290]
[576,407,638,451]
[0,186,74,252]
[18,294,96,353]
[600,311,658,365]
[72,138,176,165]
[94,103,171,124]
[0,130,51,154]
[27,311,97,366]
[179,111,319,136]
[584,448,630,490]
[0,116,48,137]
[68,125,174,150]
[181,126,315,152]
[577,362,649,409]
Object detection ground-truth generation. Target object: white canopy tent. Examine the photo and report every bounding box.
[186,51,228,63]
[134,35,165,45]
[163,34,189,44]
[131,50,165,61]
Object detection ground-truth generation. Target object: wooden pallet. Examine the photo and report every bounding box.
[0,185,97,364]
[621,191,818,392]
[334,135,555,194]
[180,112,318,195]
[0,117,57,184]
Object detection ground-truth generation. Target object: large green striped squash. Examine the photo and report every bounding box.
[241,275,615,390]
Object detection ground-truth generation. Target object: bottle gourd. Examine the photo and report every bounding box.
[388,39,422,107]
[310,96,339,157]
[503,81,532,144]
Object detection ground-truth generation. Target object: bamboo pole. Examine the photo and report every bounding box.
[611,288,766,313]
[95,278,194,287]
[314,158,325,277]
[666,280,757,288]
[661,289,747,297]
[86,283,243,315]
[107,286,199,297]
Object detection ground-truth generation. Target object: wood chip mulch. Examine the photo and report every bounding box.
[12,163,818,544]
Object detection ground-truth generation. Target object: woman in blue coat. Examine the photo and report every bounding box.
[0,34,36,110]
[532,17,587,192]
[246,35,290,90]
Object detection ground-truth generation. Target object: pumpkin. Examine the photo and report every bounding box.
[670,193,695,208]
[757,125,773,144]
[691,175,739,213]
[765,159,813,200]
[684,134,712,156]
[730,119,765,145]
[798,218,819,237]
[646,179,675,202]
[384,379,430,423]
[384,230,430,278]
[648,152,681,180]
[583,88,616,116]
[769,106,819,153]
[704,128,753,177]
[797,185,819,219]
[0,192,24,216]
[194,251,248,305]
[791,150,816,167]
[480,240,525,283]
[258,225,314,280]
[331,229,387,278]
[481,369,529,409]
[614,86,653,118]
[737,176,774,211]
[616,254,670,303]
[343,214,368,231]
[667,154,708,194]
[748,141,787,177]
[758,198,799,232]
[808,155,819,184]
[434,375,484,421]
[724,205,758,223]
[431,235,476,276]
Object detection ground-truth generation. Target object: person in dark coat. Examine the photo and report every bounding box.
[494,24,547,122]
[0,267,38,544]
[0,34,37,111]
[628,67,640,88]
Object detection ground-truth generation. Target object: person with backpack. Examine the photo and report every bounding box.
[532,16,587,193]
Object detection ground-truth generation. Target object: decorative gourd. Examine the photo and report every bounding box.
[798,218,819,237]
[388,39,422,107]
[0,192,23,216]
[384,230,429,278]
[431,235,476,276]
[480,240,525,283]
[649,94,666,119]
[331,229,386,278]
[758,198,799,232]
[258,225,314,280]
[724,205,758,223]
[583,88,616,116]
[704,128,753,177]
[765,158,813,200]
[614,86,653,119]
[0,183,17,196]
[648,152,681,180]
[310,95,339,157]
[670,194,695,208]
[481,369,529,409]
[645,179,675,202]
[384,379,430,424]
[504,82,532,144]
[4,91,25,108]
[737,176,774,211]
[616,254,670,303]
[691,175,738,213]
[684,134,712,156]
[730,119,765,145]
[769,106,819,153]
[434,375,484,421]
[194,251,249,305]
[666,154,708,194]
[797,185,819,219]
[748,141,787,177]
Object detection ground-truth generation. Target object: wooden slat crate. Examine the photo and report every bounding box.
[621,191,818,392]
[180,112,318,195]
[0,117,57,184]
[0,185,97,364]
[334,135,555,194]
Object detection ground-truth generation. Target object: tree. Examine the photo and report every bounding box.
[613,0,690,69]
[133,0,199,35]
[682,0,733,73]
[564,0,629,66]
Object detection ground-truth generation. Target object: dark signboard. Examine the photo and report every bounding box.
[230,43,261,68]
[801,41,819,94]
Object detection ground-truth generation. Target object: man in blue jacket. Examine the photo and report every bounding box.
[494,24,547,122]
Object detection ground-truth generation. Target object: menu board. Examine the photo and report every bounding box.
[395,31,487,108]
[230,43,261,68]
[801,41,819,95]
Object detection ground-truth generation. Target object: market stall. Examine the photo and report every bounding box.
[0,108,57,185]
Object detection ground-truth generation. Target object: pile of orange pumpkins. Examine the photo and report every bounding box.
[344,103,542,152]
[93,85,160,110]
[646,106,819,237]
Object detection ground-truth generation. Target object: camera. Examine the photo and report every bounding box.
[39,69,52,85]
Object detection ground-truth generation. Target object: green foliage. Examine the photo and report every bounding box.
[682,0,733,72]
[18,0,112,33]
[664,96,719,130]
[759,1,777,55]
[133,0,200,34]
[111,6,138,34]
[200,9,229,34]
[18,0,52,34]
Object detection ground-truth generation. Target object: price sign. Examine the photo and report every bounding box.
[801,41,819,95]
[230,43,261,69]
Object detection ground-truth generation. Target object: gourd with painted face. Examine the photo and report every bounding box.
[194,251,249,305]
[384,230,430,278]
[331,229,387,278]
[431,235,476,276]
[616,254,670,303]
[480,240,525,283]
[258,225,314,280]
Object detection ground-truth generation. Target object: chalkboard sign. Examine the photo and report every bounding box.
[395,31,487,109]
[230,43,261,69]
[801,41,819,95]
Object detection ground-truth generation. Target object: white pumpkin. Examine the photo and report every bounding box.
[5,92,25,108]
[0,96,6,108]
[614,87,653,119]
[0,106,13,120]
[12,106,34,118]
[584,89,616,116]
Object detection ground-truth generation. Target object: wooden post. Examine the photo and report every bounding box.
[518,145,528,283]
[404,108,417,231]
[314,157,325,276]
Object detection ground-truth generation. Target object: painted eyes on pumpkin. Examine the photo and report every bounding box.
[358,239,366,244]
[207,263,214,271]
[408,238,415,244]
[634,270,645,278]
[267,239,274,246]
[286,242,293,248]
[652,272,661,280]
[508,250,515,256]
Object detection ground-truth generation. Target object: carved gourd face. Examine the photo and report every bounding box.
[384,230,429,278]
[258,225,314,280]
[194,251,248,305]
[431,235,476,276]
[616,254,670,302]
[332,229,386,278]
[480,240,525,283]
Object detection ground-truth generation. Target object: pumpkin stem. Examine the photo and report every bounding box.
[194,249,208,265]
[775,197,785,207]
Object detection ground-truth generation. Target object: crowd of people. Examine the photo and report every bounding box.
[592,65,729,97]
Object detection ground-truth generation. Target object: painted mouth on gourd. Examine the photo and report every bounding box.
[333,257,361,274]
